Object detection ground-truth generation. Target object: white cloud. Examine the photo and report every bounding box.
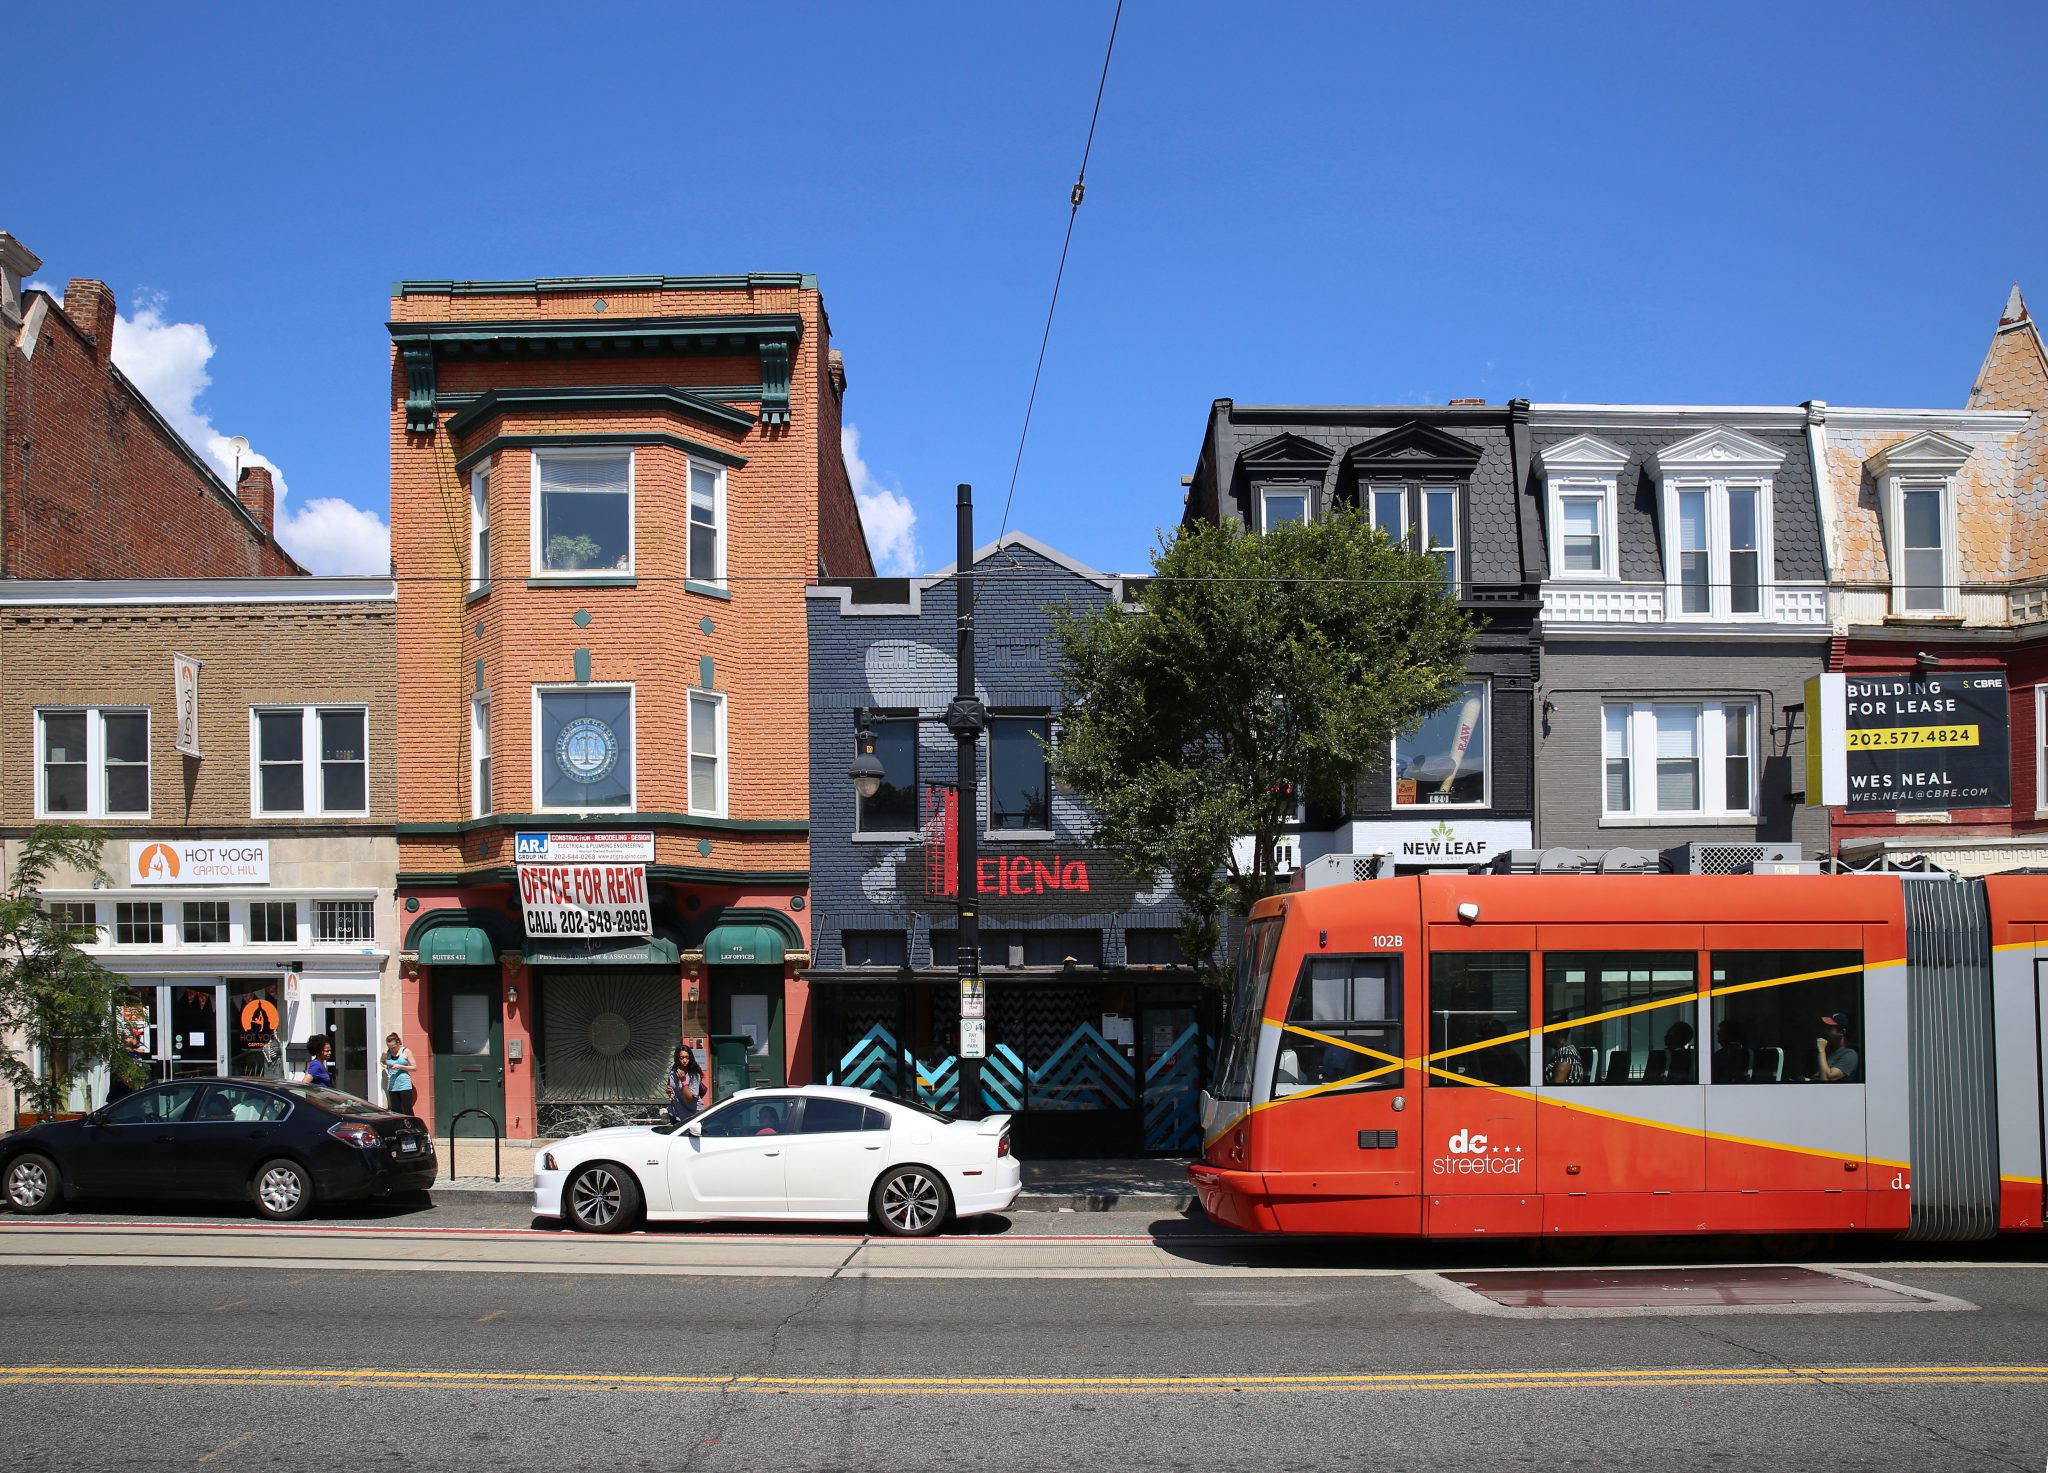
[107,291,389,575]
[843,423,921,576]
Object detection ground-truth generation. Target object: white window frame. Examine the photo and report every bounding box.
[1599,699,1759,821]
[531,682,638,814]
[1536,434,1628,582]
[470,694,492,819]
[469,464,491,592]
[246,898,301,947]
[687,458,728,589]
[687,688,727,818]
[1368,481,1461,590]
[1390,680,1491,810]
[2037,684,2048,819]
[1257,483,1311,532]
[1650,428,1783,623]
[1870,431,1970,618]
[248,706,371,818]
[529,447,635,581]
[35,706,151,820]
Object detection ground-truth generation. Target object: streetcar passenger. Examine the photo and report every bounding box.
[1811,1011,1859,1082]
[1545,1032,1586,1085]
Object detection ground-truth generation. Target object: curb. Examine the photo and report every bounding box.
[427,1185,1196,1215]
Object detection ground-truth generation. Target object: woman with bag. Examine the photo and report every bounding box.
[380,1032,418,1115]
[666,1044,705,1124]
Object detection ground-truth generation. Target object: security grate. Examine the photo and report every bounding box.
[1694,844,1770,875]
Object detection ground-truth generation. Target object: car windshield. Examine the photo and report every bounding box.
[275,1085,392,1119]
[870,1092,955,1124]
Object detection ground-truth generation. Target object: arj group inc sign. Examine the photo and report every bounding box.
[1806,671,2011,813]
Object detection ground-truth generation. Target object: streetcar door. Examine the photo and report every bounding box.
[1270,951,1418,1197]
[1422,940,1538,1235]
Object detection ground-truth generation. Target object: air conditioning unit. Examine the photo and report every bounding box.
[1485,847,1659,875]
[1662,842,1804,875]
[1300,854,1385,889]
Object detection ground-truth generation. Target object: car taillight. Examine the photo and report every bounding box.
[328,1122,380,1148]
[996,1134,1011,1158]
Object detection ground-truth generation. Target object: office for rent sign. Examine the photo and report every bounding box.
[1806,671,2010,812]
[518,863,652,940]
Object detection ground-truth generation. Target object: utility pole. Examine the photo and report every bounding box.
[942,483,987,1118]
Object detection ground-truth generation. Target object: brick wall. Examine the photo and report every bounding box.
[3,282,302,578]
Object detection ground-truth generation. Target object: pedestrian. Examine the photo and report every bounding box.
[666,1044,705,1124]
[380,1032,417,1115]
[306,1035,336,1089]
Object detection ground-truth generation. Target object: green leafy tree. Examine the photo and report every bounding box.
[1050,508,1473,977]
[0,826,144,1115]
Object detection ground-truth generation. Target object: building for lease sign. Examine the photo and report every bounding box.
[1806,672,2011,812]
[518,863,652,940]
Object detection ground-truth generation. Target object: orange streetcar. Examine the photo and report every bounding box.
[1191,872,2048,1242]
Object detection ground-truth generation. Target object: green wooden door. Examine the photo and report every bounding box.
[712,968,785,1093]
[431,971,505,1136]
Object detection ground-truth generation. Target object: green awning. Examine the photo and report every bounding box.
[703,922,786,965]
[419,925,496,966]
[523,936,681,967]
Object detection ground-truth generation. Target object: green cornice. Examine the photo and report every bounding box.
[446,385,756,440]
[386,313,803,359]
[398,865,809,889]
[457,432,748,476]
[392,273,814,297]
[396,812,807,837]
[436,386,766,410]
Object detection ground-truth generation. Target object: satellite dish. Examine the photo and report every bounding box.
[227,435,250,457]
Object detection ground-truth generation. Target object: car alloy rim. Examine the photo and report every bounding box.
[883,1170,942,1231]
[259,1166,303,1214]
[7,1161,48,1208]
[572,1168,620,1227]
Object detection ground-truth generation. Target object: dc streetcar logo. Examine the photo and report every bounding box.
[1431,1126,1526,1177]
[554,718,619,785]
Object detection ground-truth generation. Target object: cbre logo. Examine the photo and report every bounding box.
[135,843,180,881]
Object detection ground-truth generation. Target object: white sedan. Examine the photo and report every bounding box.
[532,1085,1022,1236]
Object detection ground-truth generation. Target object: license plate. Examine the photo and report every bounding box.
[399,1139,419,1154]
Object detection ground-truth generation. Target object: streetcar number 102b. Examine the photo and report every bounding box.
[1372,935,1404,949]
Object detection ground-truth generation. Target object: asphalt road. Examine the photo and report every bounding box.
[0,1214,2043,1472]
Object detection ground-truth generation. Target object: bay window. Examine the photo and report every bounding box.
[532,449,633,577]
[688,460,726,588]
[688,690,726,816]
[469,465,490,592]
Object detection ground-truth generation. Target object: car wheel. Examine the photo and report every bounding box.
[566,1163,642,1234]
[252,1159,314,1222]
[872,1164,951,1237]
[4,1153,63,1214]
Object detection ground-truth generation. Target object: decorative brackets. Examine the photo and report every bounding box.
[403,345,438,434]
[759,341,792,427]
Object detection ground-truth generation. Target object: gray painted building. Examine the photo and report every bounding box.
[1527,406,1832,858]
[804,534,1205,1155]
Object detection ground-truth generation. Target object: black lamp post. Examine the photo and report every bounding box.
[849,483,986,1118]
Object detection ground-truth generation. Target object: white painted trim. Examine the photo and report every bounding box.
[1257,483,1311,531]
[687,687,728,818]
[248,705,372,818]
[470,693,492,819]
[2035,684,2047,820]
[0,576,394,606]
[468,465,491,593]
[1809,407,2031,430]
[1804,404,1840,588]
[530,681,638,814]
[1599,698,1758,820]
[528,446,636,580]
[1533,433,1629,475]
[686,457,728,588]
[1882,473,1959,617]
[35,706,152,820]
[1545,476,1619,581]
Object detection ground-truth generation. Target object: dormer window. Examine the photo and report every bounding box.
[1236,433,1334,535]
[1649,427,1784,622]
[1259,484,1310,530]
[1369,482,1460,590]
[1536,435,1627,582]
[1870,431,1970,617]
[1344,421,1483,597]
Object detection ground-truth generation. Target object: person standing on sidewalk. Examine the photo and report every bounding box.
[306,1035,336,1089]
[381,1033,417,1115]
[666,1044,705,1124]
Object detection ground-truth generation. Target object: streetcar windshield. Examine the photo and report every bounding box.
[1211,917,1281,1101]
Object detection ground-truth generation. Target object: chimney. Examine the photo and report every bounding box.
[1448,398,1487,407]
[0,232,42,331]
[237,465,276,537]
[827,348,848,398]
[63,279,117,363]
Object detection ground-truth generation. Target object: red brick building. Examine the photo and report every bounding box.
[0,231,301,579]
[387,273,872,1138]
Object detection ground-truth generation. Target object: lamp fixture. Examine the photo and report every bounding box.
[849,709,886,800]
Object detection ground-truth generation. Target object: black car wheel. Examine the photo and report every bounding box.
[565,1163,642,1234]
[252,1159,314,1222]
[4,1153,63,1214]
[872,1165,951,1237]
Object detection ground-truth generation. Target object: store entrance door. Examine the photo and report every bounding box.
[1139,1003,1202,1154]
[711,968,786,1092]
[431,973,505,1136]
[117,982,228,1082]
[317,999,374,1101]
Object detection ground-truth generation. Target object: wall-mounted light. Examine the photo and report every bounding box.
[849,709,885,800]
[505,983,519,1006]
[1456,901,1480,924]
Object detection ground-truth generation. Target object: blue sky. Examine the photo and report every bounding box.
[12,3,2046,575]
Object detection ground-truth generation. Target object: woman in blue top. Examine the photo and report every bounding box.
[306,1035,336,1089]
[381,1032,417,1116]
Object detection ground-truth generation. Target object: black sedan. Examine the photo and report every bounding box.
[1,1077,436,1221]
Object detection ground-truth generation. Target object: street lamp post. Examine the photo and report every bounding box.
[850,483,986,1118]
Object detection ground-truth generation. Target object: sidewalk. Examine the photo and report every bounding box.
[429,1152,1197,1214]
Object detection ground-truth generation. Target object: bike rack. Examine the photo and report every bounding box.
[447,1106,502,1184]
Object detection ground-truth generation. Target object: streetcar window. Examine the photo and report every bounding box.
[1708,951,1863,1084]
[1429,953,1530,1087]
[1274,956,1403,1096]
[1541,952,1696,1086]
[1212,918,1280,1101]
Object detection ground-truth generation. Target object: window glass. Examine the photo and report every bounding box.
[1370,486,1407,539]
[115,902,163,946]
[843,931,907,968]
[470,468,491,588]
[1709,951,1863,1084]
[229,979,283,1076]
[1542,952,1696,1086]
[1212,918,1279,1101]
[1561,494,1603,572]
[988,717,1051,830]
[472,697,492,816]
[689,692,722,813]
[449,994,491,1056]
[1125,929,1189,966]
[1677,487,1710,613]
[1262,488,1308,529]
[1725,705,1752,812]
[279,1084,386,1118]
[1424,486,1458,589]
[1655,706,1701,812]
[183,900,229,945]
[539,688,633,809]
[1275,955,1402,1097]
[1393,682,1487,807]
[688,463,721,582]
[249,901,295,944]
[1902,486,1945,611]
[314,901,375,944]
[197,1084,291,1123]
[258,711,306,812]
[319,710,368,813]
[797,1097,877,1134]
[103,1083,203,1124]
[698,1097,794,1137]
[1727,485,1761,614]
[49,901,96,935]
[537,452,631,572]
[858,718,918,832]
[1602,705,1631,813]
[102,712,150,814]
[861,1106,891,1131]
[42,712,88,814]
[1428,953,1529,1087]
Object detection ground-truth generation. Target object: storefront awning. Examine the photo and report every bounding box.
[702,922,786,965]
[523,936,681,967]
[418,925,497,966]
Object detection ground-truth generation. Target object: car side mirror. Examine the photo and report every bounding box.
[682,1121,704,1138]
[85,1107,108,1126]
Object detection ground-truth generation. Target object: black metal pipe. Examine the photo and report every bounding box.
[954,483,983,1118]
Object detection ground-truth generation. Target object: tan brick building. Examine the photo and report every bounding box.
[387,274,871,1138]
[0,577,397,1126]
